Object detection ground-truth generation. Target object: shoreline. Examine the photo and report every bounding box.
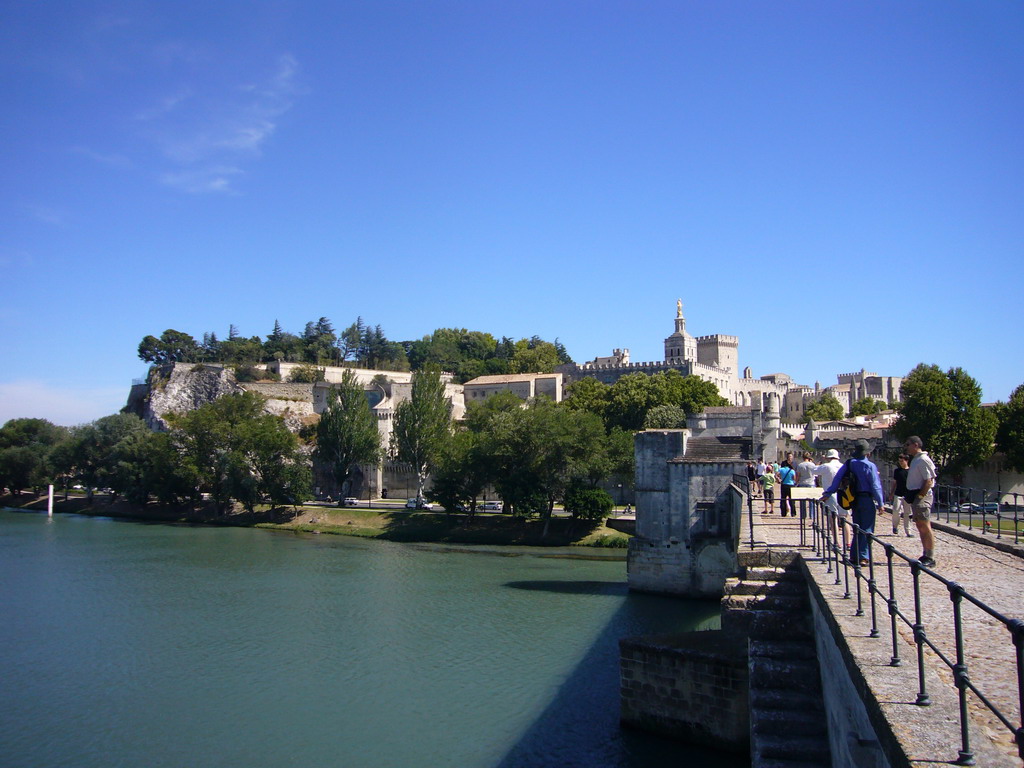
[1,494,630,559]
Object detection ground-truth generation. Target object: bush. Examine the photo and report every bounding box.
[563,486,614,520]
[288,364,326,383]
[234,365,261,382]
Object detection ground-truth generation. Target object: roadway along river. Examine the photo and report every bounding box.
[0,509,747,768]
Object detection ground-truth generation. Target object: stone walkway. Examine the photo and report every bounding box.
[746,504,1023,766]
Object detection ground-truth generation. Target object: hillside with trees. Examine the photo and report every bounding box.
[138,319,572,383]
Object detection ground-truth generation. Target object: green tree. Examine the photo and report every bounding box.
[315,370,381,500]
[392,369,452,501]
[563,485,614,522]
[0,417,70,496]
[850,397,885,417]
[137,329,199,364]
[644,404,688,429]
[805,393,844,422]
[893,364,996,478]
[0,446,46,495]
[562,377,610,422]
[606,373,660,431]
[64,413,151,501]
[509,337,561,374]
[666,371,729,415]
[996,383,1024,474]
[426,428,489,517]
[107,429,195,505]
[169,392,309,513]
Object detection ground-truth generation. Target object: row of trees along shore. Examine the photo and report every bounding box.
[4,364,1023,522]
[138,319,572,384]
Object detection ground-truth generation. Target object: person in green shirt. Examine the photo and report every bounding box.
[761,467,776,514]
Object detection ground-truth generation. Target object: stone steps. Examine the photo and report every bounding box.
[723,561,832,768]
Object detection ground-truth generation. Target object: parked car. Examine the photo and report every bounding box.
[480,501,503,512]
[406,498,435,510]
[955,502,1000,514]
[343,497,359,506]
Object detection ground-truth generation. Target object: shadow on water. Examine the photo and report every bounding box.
[492,583,749,768]
[504,580,630,596]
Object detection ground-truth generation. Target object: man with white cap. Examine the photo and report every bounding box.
[821,440,885,566]
[813,449,848,549]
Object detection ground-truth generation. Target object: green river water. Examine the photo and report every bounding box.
[0,509,746,768]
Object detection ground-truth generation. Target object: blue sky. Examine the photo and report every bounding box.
[2,1,1022,426]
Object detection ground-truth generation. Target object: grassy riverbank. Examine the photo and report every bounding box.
[1,493,632,551]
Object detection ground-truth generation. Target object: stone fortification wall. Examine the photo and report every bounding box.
[620,630,748,752]
[240,382,314,402]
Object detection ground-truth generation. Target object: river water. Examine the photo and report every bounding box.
[0,509,747,768]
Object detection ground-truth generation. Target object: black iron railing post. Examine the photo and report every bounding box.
[912,561,931,706]
[853,521,865,617]
[885,545,901,666]
[867,546,879,638]
[948,583,976,765]
[1011,618,1024,761]
[842,517,851,598]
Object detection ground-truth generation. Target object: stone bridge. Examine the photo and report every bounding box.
[623,492,1024,767]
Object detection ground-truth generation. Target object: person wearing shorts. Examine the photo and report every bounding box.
[761,469,776,514]
[905,436,938,567]
[890,454,912,536]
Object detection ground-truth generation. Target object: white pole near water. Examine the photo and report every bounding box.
[48,484,54,517]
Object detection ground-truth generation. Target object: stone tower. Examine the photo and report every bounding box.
[664,299,697,364]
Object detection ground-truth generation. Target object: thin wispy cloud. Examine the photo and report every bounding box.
[71,146,131,168]
[161,165,244,195]
[29,206,67,227]
[142,54,302,194]
[134,88,193,122]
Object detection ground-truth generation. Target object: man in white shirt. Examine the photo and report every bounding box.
[796,452,817,487]
[813,449,847,549]
[904,435,938,567]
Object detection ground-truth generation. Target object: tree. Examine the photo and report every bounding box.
[665,371,729,415]
[805,393,844,422]
[644,404,688,429]
[0,417,70,495]
[996,383,1024,474]
[0,447,46,495]
[391,369,452,501]
[850,397,884,417]
[137,329,199,364]
[563,485,614,521]
[562,377,610,422]
[426,428,489,517]
[605,373,659,431]
[63,413,151,501]
[168,392,309,513]
[893,364,996,478]
[315,370,381,499]
[509,337,561,374]
[337,318,366,363]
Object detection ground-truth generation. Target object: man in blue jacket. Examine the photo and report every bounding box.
[820,439,885,566]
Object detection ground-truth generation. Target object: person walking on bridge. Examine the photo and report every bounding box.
[813,449,848,550]
[890,453,912,537]
[821,440,884,566]
[904,436,938,567]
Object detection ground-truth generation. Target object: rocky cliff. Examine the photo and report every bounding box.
[128,363,317,433]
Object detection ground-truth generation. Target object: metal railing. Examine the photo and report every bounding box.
[797,499,1024,765]
[933,485,1024,546]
